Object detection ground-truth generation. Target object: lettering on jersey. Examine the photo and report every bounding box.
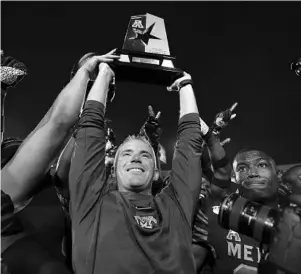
[226,229,262,263]
[228,242,241,259]
[226,230,241,242]
[132,20,144,29]
[134,215,157,229]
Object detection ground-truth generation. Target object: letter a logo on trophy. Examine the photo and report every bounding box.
[114,13,183,86]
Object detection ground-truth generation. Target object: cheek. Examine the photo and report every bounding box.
[144,159,155,171]
[258,169,273,179]
[116,160,126,175]
[235,172,246,183]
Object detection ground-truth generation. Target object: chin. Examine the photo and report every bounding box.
[128,185,149,193]
[129,183,145,189]
[242,188,266,199]
[129,181,151,190]
[244,189,275,203]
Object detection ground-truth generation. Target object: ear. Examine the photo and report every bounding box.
[153,169,160,181]
[111,166,116,178]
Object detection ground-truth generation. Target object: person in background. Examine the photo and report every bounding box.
[192,103,237,273]
[1,49,119,273]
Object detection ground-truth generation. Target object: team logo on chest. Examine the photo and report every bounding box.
[134,215,158,229]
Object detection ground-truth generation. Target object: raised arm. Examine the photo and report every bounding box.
[201,102,238,189]
[1,50,119,206]
[166,73,203,225]
[69,61,116,223]
[1,62,89,203]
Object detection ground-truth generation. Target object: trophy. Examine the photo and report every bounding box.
[114,13,183,86]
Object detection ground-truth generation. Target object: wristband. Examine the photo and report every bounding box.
[212,156,229,170]
[167,74,193,92]
[179,79,193,90]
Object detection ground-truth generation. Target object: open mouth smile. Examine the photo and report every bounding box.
[126,167,145,173]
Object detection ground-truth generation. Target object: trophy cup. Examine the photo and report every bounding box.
[114,13,183,86]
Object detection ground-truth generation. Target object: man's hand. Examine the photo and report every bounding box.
[212,102,238,135]
[167,72,193,92]
[220,138,231,147]
[79,49,119,80]
[97,62,115,85]
[140,105,162,147]
[86,62,115,105]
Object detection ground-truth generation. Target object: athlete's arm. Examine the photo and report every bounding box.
[69,62,115,223]
[1,67,89,203]
[166,73,203,225]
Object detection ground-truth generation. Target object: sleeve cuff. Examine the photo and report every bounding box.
[83,100,105,115]
[178,112,200,126]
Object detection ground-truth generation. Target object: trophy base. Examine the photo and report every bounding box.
[113,50,183,86]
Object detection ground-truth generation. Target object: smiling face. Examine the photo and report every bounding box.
[233,150,279,202]
[115,137,157,194]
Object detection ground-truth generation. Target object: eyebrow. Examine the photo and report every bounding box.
[254,157,269,163]
[236,162,248,169]
[236,158,269,167]
[121,149,133,153]
[140,150,152,156]
[121,149,152,156]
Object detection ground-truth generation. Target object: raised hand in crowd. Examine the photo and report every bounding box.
[211,102,238,137]
[1,50,81,273]
[192,102,238,274]
[220,138,231,147]
[1,49,119,205]
[139,105,163,174]
[139,105,162,151]
[199,101,239,186]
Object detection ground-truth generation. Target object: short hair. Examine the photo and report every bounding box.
[113,135,157,169]
[285,164,301,173]
[281,164,301,182]
[233,148,277,170]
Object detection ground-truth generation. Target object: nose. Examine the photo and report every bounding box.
[131,154,142,163]
[247,167,259,179]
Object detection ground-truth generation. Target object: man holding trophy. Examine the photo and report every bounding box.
[68,14,204,274]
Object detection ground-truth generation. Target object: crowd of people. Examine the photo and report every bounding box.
[1,49,301,274]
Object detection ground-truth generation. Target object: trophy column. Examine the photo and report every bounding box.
[113,13,183,86]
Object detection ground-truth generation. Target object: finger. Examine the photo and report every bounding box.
[95,55,119,62]
[103,54,120,59]
[148,105,155,117]
[155,111,161,120]
[98,63,115,77]
[98,62,110,69]
[230,102,238,112]
[106,48,117,55]
[98,57,116,63]
[220,138,231,146]
[230,113,237,120]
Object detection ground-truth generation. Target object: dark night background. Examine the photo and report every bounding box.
[1,1,301,262]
